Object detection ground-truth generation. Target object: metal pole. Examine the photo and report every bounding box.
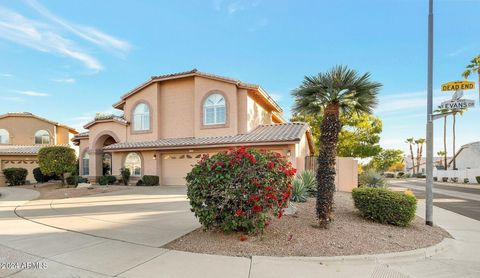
[426,0,434,226]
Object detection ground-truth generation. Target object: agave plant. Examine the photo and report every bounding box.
[291,178,308,202]
[298,170,316,196]
[359,170,387,188]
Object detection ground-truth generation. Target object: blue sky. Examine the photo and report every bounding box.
[0,0,479,157]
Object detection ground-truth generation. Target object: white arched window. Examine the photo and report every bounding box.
[133,103,150,131]
[125,152,141,176]
[35,130,51,144]
[0,129,9,144]
[82,151,90,176]
[203,93,226,125]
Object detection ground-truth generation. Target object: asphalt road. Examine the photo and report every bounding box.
[389,179,480,221]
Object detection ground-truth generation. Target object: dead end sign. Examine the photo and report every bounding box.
[441,81,475,92]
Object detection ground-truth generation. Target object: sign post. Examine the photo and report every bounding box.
[425,0,434,227]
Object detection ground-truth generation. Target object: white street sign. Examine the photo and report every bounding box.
[439,99,475,110]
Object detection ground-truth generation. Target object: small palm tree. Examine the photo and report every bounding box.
[405,138,416,175]
[462,54,480,98]
[415,138,426,174]
[292,66,381,227]
[437,150,446,169]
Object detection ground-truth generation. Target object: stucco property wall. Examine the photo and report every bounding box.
[335,157,358,192]
[0,117,55,145]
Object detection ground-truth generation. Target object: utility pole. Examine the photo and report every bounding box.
[425,0,434,226]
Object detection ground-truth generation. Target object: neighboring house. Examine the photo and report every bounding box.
[0,112,78,185]
[404,156,446,174]
[73,69,315,185]
[447,141,480,170]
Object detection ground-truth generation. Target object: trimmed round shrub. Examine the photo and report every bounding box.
[142,175,159,186]
[476,176,480,184]
[3,168,28,186]
[352,187,417,226]
[136,179,144,186]
[120,168,131,185]
[186,147,296,234]
[66,175,88,186]
[98,175,117,185]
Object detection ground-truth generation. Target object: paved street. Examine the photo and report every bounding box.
[389,179,480,221]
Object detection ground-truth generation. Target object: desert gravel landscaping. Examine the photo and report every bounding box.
[166,192,450,257]
[18,182,132,200]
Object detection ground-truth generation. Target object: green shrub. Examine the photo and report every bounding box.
[451,177,458,183]
[32,167,56,183]
[142,175,159,186]
[120,168,130,185]
[433,177,438,182]
[442,177,448,182]
[476,176,480,184]
[66,175,88,186]
[397,172,405,178]
[2,168,28,186]
[384,172,395,178]
[136,179,144,186]
[404,173,411,178]
[464,178,469,184]
[291,178,308,202]
[352,187,417,226]
[186,147,295,234]
[298,170,316,196]
[98,175,117,185]
[359,170,387,188]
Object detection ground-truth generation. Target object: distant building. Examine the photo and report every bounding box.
[404,156,447,174]
[448,141,480,170]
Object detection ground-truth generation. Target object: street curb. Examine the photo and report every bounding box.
[251,237,453,264]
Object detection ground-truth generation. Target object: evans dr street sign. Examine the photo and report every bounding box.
[439,99,475,110]
[441,81,475,92]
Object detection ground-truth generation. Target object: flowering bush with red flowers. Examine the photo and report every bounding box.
[186,146,296,234]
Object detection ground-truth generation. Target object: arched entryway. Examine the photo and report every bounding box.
[89,131,120,181]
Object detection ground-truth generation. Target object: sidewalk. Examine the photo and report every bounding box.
[1,187,480,278]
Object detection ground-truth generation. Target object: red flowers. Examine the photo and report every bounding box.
[239,235,248,241]
[252,205,263,213]
[235,209,243,217]
[267,161,275,169]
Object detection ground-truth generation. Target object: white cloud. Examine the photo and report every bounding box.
[227,1,244,14]
[52,77,75,83]
[0,7,103,71]
[1,96,24,102]
[25,0,131,54]
[17,90,49,97]
[0,73,13,77]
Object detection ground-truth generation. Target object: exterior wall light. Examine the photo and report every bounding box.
[287,150,291,157]
[153,154,157,160]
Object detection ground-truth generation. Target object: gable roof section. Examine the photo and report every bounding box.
[83,114,128,129]
[103,122,310,151]
[0,112,78,133]
[447,141,480,167]
[112,69,283,114]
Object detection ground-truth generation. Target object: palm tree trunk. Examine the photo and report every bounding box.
[409,144,415,175]
[443,116,447,169]
[316,102,341,228]
[453,113,457,170]
[416,145,421,174]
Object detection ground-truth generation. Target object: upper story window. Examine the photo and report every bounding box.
[35,130,51,145]
[0,129,9,144]
[133,103,150,131]
[125,152,141,176]
[203,93,226,125]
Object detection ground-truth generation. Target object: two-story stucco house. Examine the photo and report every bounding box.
[73,69,315,185]
[0,112,78,185]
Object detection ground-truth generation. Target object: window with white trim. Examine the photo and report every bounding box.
[133,103,150,131]
[35,130,51,144]
[82,151,90,176]
[203,93,226,125]
[125,152,141,176]
[0,129,9,144]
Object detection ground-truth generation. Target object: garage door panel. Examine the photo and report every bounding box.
[161,153,213,186]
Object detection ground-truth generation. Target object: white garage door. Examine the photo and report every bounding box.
[161,153,212,186]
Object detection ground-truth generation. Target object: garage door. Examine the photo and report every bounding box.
[161,153,212,186]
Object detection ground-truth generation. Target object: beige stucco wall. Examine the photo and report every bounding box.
[294,133,310,173]
[159,78,195,138]
[55,126,72,145]
[0,117,55,145]
[246,92,272,132]
[0,174,5,187]
[335,157,358,192]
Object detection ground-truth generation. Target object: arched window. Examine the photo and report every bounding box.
[0,129,9,144]
[35,130,51,144]
[203,93,226,125]
[82,151,90,176]
[125,152,141,176]
[133,103,150,131]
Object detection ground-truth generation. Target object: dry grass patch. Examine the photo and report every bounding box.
[19,182,131,200]
[165,192,449,257]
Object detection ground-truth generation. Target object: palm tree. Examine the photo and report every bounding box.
[462,54,480,99]
[405,138,416,175]
[292,66,381,228]
[437,150,446,169]
[434,108,449,169]
[451,109,466,170]
[415,138,426,174]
